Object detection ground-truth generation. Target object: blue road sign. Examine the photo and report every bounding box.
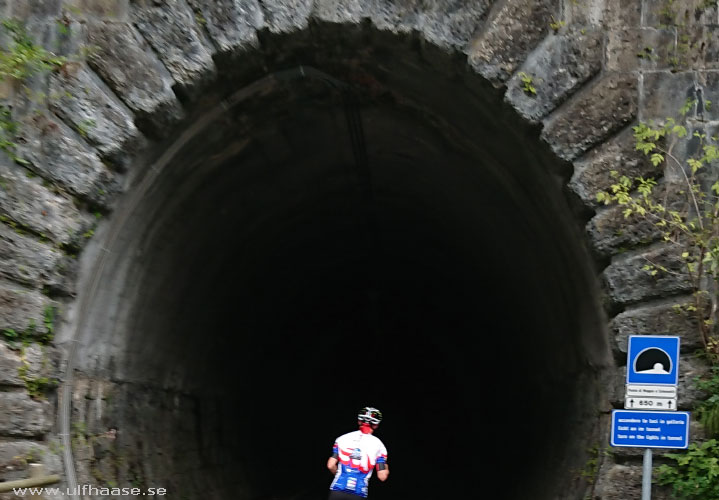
[611,410,690,449]
[626,335,680,386]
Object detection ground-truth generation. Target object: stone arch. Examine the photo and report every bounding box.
[0,1,705,499]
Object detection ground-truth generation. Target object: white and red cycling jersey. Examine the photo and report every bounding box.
[330,430,388,498]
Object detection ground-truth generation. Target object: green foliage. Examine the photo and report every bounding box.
[517,72,537,96]
[596,113,719,360]
[695,365,719,438]
[0,20,66,81]
[657,440,719,499]
[549,16,566,33]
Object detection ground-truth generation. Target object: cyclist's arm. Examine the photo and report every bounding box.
[376,465,389,481]
[327,456,338,475]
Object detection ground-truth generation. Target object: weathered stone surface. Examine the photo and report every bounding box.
[642,71,696,121]
[468,0,554,85]
[678,355,711,408]
[542,73,638,161]
[15,114,120,207]
[566,0,605,26]
[603,0,641,29]
[0,342,23,386]
[569,127,652,208]
[86,22,183,137]
[610,298,703,356]
[606,28,676,72]
[0,283,51,335]
[587,204,663,258]
[412,0,493,50]
[259,0,313,33]
[603,244,693,305]
[313,0,366,24]
[131,0,217,99]
[0,224,63,289]
[187,0,262,53]
[0,392,52,437]
[10,0,61,20]
[0,160,92,246]
[698,71,719,122]
[49,64,145,169]
[593,462,673,500]
[0,343,58,387]
[644,0,717,28]
[505,27,602,123]
[62,0,130,20]
[586,183,687,257]
[0,440,62,482]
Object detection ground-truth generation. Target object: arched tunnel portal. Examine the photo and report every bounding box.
[64,27,612,500]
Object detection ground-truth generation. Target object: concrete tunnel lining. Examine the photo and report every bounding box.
[60,28,612,500]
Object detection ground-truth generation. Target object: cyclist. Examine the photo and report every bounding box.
[326,407,389,499]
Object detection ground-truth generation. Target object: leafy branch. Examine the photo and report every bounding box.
[596,115,719,361]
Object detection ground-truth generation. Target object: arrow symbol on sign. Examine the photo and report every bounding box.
[668,401,673,408]
[631,399,635,406]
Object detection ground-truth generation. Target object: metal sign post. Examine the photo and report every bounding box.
[642,449,652,500]
[609,335,687,500]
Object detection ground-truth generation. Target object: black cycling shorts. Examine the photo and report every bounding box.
[328,490,365,500]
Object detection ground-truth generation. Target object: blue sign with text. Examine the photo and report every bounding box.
[626,335,680,385]
[611,410,689,449]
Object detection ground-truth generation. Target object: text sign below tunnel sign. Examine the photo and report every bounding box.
[626,335,680,386]
[611,410,690,449]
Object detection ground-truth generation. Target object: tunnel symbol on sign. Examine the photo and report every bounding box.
[634,348,672,374]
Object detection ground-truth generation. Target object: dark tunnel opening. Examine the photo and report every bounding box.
[65,26,612,500]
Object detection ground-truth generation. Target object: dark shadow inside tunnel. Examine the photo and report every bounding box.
[66,25,612,500]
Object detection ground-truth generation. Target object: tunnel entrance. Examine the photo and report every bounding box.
[64,25,611,500]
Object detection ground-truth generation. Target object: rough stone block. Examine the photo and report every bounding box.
[542,73,638,161]
[605,28,676,72]
[15,114,120,207]
[0,392,52,437]
[603,244,693,306]
[131,0,217,100]
[586,182,687,257]
[468,0,555,85]
[49,65,145,170]
[0,224,63,289]
[414,1,493,50]
[186,0,262,53]
[0,283,52,336]
[611,299,703,356]
[0,342,23,386]
[641,71,697,121]
[587,204,664,258]
[0,440,62,482]
[604,0,641,29]
[62,0,130,20]
[10,0,62,20]
[505,27,602,123]
[593,462,674,500]
[86,22,183,137]
[569,127,652,209]
[565,0,605,26]
[644,0,717,28]
[0,159,93,246]
[0,343,58,387]
[259,0,313,33]
[698,71,719,122]
[313,0,366,24]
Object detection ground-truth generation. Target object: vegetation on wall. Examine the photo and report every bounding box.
[595,97,719,496]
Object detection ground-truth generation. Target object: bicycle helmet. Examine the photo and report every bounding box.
[357,406,383,425]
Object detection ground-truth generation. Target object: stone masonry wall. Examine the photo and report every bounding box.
[0,0,718,498]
